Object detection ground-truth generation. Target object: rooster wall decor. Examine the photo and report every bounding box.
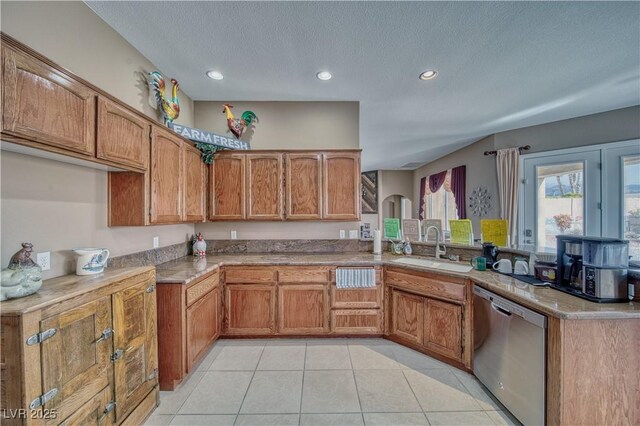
[223,104,258,139]
[148,71,180,125]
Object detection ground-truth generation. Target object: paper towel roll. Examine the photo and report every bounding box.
[373,230,382,254]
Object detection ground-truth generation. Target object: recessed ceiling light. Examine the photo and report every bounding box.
[206,70,224,80]
[419,70,437,80]
[316,71,332,81]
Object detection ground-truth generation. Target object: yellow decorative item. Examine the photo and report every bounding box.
[148,71,180,125]
[449,219,474,245]
[480,219,509,247]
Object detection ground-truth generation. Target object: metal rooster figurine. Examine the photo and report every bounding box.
[148,71,180,125]
[223,104,258,139]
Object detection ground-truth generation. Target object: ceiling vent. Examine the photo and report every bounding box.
[399,162,424,170]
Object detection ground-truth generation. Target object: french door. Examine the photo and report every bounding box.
[520,139,640,259]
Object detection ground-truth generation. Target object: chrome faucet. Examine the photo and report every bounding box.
[425,226,446,259]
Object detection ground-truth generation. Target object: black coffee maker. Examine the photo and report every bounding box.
[482,242,499,268]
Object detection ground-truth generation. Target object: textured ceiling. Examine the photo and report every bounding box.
[87,1,640,170]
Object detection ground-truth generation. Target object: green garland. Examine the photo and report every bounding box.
[194,143,225,165]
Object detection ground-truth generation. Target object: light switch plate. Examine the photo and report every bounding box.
[231,230,238,240]
[349,230,358,239]
[153,236,159,249]
[339,230,346,239]
[37,252,51,271]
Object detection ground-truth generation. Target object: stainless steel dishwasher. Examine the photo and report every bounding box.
[473,285,547,426]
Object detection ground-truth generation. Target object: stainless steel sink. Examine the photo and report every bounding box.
[392,257,473,273]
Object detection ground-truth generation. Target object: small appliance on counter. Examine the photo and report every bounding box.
[481,242,499,268]
[554,236,628,302]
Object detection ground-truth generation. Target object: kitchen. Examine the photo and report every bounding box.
[1,2,639,426]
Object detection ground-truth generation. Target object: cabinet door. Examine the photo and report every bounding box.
[57,386,113,426]
[278,284,329,334]
[183,142,207,222]
[423,298,462,361]
[150,127,183,223]
[186,287,220,371]
[246,153,284,220]
[285,153,323,220]
[390,289,424,345]
[2,46,96,156]
[40,297,112,423]
[112,280,158,421]
[97,96,149,171]
[322,152,360,220]
[225,284,276,335]
[210,154,246,220]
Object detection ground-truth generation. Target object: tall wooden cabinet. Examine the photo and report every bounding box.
[183,143,207,222]
[209,153,246,220]
[246,154,284,220]
[150,127,183,224]
[285,153,323,220]
[0,268,158,426]
[323,152,361,220]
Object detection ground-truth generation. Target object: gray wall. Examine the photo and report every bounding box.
[413,106,640,232]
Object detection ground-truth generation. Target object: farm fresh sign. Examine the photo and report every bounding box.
[168,123,251,150]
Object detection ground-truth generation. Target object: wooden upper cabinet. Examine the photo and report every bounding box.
[40,297,112,423]
[423,298,462,361]
[210,153,246,220]
[285,153,323,220]
[150,127,183,224]
[323,152,361,220]
[246,153,284,220]
[112,279,158,422]
[97,96,149,171]
[183,143,207,222]
[2,45,96,156]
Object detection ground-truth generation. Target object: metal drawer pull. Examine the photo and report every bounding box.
[95,328,114,343]
[103,401,116,415]
[111,349,124,362]
[146,284,156,293]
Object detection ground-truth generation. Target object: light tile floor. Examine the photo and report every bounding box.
[145,338,521,426]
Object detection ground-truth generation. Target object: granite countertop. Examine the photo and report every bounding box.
[154,253,639,320]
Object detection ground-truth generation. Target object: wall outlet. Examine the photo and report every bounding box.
[349,230,359,239]
[36,252,51,271]
[339,230,346,239]
[153,236,159,249]
[231,230,238,240]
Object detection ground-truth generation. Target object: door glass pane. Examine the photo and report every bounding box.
[623,155,640,260]
[536,162,584,249]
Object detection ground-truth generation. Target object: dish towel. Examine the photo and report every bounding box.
[336,268,376,289]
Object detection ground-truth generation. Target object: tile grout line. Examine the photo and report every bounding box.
[346,343,366,425]
[399,368,431,423]
[298,341,307,426]
[233,343,266,424]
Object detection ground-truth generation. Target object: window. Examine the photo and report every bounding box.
[520,139,640,259]
[426,186,458,230]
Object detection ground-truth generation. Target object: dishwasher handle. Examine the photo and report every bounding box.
[491,302,513,317]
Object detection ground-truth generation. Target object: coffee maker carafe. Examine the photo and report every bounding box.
[562,241,583,291]
[481,242,499,268]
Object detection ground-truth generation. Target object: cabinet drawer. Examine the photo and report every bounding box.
[186,272,219,306]
[225,267,276,283]
[279,267,330,283]
[385,270,466,302]
[331,309,382,334]
[330,284,382,309]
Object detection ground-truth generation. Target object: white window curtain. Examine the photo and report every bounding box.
[496,148,520,244]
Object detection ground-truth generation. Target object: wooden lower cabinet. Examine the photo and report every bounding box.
[0,268,158,426]
[423,298,462,361]
[224,284,276,335]
[156,270,221,390]
[186,287,221,371]
[390,289,424,345]
[330,309,382,334]
[278,284,329,334]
